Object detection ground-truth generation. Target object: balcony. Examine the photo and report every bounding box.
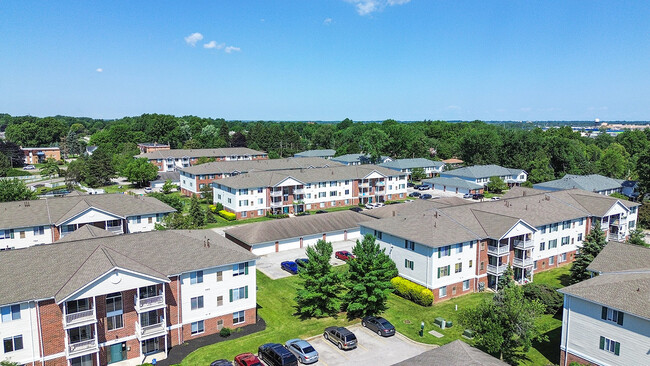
[610,219,621,226]
[375,181,386,186]
[67,338,99,358]
[608,232,624,242]
[513,257,533,267]
[293,188,304,194]
[136,321,167,340]
[135,294,165,313]
[270,200,283,208]
[487,264,507,276]
[513,239,534,250]
[64,308,96,329]
[487,245,509,256]
[359,182,370,188]
[270,190,282,197]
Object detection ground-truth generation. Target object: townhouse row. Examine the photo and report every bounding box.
[212,165,409,219]
[0,194,175,250]
[136,147,268,172]
[359,187,639,302]
[0,230,258,366]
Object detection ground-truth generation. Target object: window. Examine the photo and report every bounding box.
[33,226,45,236]
[233,310,245,324]
[469,241,474,249]
[66,298,90,314]
[439,287,447,298]
[217,296,223,307]
[191,320,204,335]
[549,239,557,249]
[534,260,538,269]
[233,262,249,276]
[19,231,25,239]
[404,259,414,270]
[540,225,546,234]
[562,220,571,230]
[437,265,450,278]
[3,335,23,353]
[457,243,463,253]
[216,271,223,282]
[539,242,546,251]
[217,319,224,330]
[480,242,485,250]
[469,260,473,268]
[551,223,558,232]
[0,229,14,239]
[258,198,263,204]
[106,292,123,331]
[549,256,555,265]
[560,253,567,262]
[191,296,204,310]
[455,262,462,273]
[629,221,636,229]
[257,188,263,193]
[190,270,203,284]
[404,240,415,251]
[578,218,584,225]
[106,219,121,228]
[463,280,470,291]
[599,336,620,356]
[148,217,153,224]
[1,305,20,322]
[345,189,350,195]
[577,233,583,242]
[136,216,142,224]
[258,209,263,216]
[242,211,247,218]
[602,307,624,325]
[480,261,485,271]
[438,246,451,257]
[230,286,249,302]
[561,236,570,246]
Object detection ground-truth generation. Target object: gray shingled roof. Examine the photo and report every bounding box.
[58,225,116,242]
[393,340,508,366]
[180,157,340,175]
[442,165,524,179]
[534,174,624,192]
[294,149,336,158]
[0,194,176,230]
[0,230,257,306]
[588,241,650,274]
[225,210,370,245]
[379,158,444,170]
[423,177,484,190]
[360,199,466,219]
[136,147,267,160]
[213,165,404,189]
[331,154,365,163]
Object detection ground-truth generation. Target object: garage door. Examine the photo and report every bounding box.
[327,230,346,242]
[278,238,301,252]
[252,242,276,255]
[346,228,362,241]
[302,235,321,247]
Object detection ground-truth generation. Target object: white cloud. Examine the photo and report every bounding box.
[387,0,410,5]
[95,68,103,73]
[204,41,225,49]
[446,105,461,110]
[346,0,410,15]
[323,17,333,25]
[184,32,204,46]
[225,46,241,53]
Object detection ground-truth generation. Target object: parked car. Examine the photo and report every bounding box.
[365,203,377,209]
[388,201,403,205]
[349,206,363,212]
[417,184,430,191]
[375,202,385,208]
[408,192,421,198]
[420,194,432,200]
[491,197,501,201]
[295,258,309,267]
[144,187,153,193]
[323,326,357,350]
[407,182,415,187]
[285,339,319,364]
[362,316,396,337]
[211,360,234,366]
[281,261,299,274]
[258,343,299,366]
[234,353,263,366]
[463,193,473,199]
[315,210,327,214]
[472,193,484,200]
[335,250,355,261]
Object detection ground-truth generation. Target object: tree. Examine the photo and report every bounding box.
[636,147,650,196]
[1,360,20,366]
[122,158,159,187]
[200,184,213,203]
[410,167,427,181]
[295,240,344,318]
[219,121,230,146]
[84,148,116,188]
[0,152,10,177]
[528,154,555,183]
[148,192,183,212]
[189,195,205,227]
[156,212,192,230]
[231,132,247,147]
[0,179,37,202]
[195,157,215,165]
[161,179,175,194]
[40,158,60,181]
[359,128,389,164]
[598,143,629,179]
[486,176,507,194]
[626,228,648,247]
[459,284,547,364]
[344,234,398,318]
[496,264,514,291]
[570,222,607,284]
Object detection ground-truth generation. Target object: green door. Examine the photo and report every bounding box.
[109,343,125,363]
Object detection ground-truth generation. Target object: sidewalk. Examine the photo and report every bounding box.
[157,318,267,366]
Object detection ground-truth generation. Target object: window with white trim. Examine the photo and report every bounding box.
[233,262,249,276]
[1,305,20,322]
[191,320,204,335]
[601,307,624,325]
[106,292,123,331]
[404,259,414,270]
[462,280,470,291]
[191,296,204,310]
[33,226,45,236]
[3,335,23,353]
[599,336,620,356]
[190,270,203,284]
[230,286,249,302]
[439,287,447,298]
[233,310,245,324]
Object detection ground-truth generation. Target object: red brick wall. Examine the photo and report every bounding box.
[96,290,139,344]
[38,299,66,357]
[180,306,256,340]
[560,350,599,366]
[151,160,164,171]
[432,278,475,303]
[534,251,575,273]
[166,277,183,347]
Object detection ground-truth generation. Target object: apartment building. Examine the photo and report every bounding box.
[213,165,408,219]
[136,148,268,172]
[0,194,175,250]
[137,143,170,154]
[559,242,650,366]
[293,149,336,159]
[422,177,484,196]
[21,147,61,164]
[359,187,639,302]
[440,164,527,187]
[533,174,626,196]
[330,154,392,166]
[179,157,341,197]
[0,230,258,366]
[379,158,445,179]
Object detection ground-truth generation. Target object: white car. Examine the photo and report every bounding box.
[365,203,377,209]
[144,187,153,193]
[375,202,385,208]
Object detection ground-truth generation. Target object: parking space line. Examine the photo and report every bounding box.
[321,337,351,359]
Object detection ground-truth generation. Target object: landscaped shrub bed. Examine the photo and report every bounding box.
[391,276,434,306]
[218,210,236,221]
[522,282,563,314]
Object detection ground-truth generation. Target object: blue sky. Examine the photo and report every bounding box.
[1,1,649,121]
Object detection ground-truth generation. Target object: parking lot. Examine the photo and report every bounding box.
[406,185,469,199]
[255,240,357,280]
[307,323,435,366]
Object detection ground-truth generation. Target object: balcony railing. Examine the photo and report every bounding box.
[487,245,509,256]
[67,338,99,358]
[135,294,165,312]
[610,219,621,226]
[64,308,96,328]
[270,190,282,197]
[375,181,385,186]
[270,201,283,208]
[513,239,534,250]
[487,264,507,276]
[136,321,167,340]
[293,188,304,194]
[608,232,624,242]
[513,257,533,267]
[359,182,370,188]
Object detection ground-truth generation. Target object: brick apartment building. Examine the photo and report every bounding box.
[136,148,268,172]
[137,143,170,154]
[21,147,61,165]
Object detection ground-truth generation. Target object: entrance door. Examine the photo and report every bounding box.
[109,343,125,363]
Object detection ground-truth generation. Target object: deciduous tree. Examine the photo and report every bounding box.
[123,158,159,187]
[487,176,507,194]
[626,228,648,247]
[0,179,37,202]
[295,240,344,318]
[0,152,10,177]
[410,167,427,181]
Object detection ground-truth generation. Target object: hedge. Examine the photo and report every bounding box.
[218,210,236,221]
[391,276,434,306]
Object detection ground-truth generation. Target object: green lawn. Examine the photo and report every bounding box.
[533,264,571,288]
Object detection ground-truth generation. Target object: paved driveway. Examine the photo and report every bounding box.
[308,323,435,366]
[256,240,357,280]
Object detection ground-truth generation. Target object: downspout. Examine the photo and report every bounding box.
[563,296,570,366]
[177,276,182,345]
[36,301,45,366]
[29,301,35,365]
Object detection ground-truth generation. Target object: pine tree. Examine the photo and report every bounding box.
[189,196,205,228]
[570,222,607,284]
[496,264,515,291]
[295,240,344,318]
[344,234,398,318]
[626,228,648,247]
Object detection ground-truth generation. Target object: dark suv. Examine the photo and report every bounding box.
[323,326,357,350]
[258,343,298,366]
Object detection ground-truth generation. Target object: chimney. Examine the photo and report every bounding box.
[206,238,211,248]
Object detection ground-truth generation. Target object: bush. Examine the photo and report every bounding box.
[148,192,184,212]
[522,283,563,314]
[206,211,219,223]
[210,202,224,212]
[391,276,434,306]
[218,210,236,221]
[265,212,289,219]
[219,327,232,337]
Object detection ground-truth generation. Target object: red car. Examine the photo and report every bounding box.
[335,250,355,261]
[234,353,263,366]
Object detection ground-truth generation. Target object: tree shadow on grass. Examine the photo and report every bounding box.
[532,326,563,364]
[558,273,572,287]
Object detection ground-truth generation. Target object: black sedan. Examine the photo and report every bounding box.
[362,316,395,337]
[420,194,432,200]
[408,192,421,198]
[349,206,363,212]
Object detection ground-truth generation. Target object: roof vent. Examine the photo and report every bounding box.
[24,201,30,207]
[392,211,396,217]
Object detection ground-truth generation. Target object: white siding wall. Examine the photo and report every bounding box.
[127,214,162,233]
[250,228,361,256]
[561,295,650,366]
[180,172,198,194]
[0,302,40,365]
[0,225,52,249]
[533,218,587,266]
[214,186,238,212]
[235,188,267,213]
